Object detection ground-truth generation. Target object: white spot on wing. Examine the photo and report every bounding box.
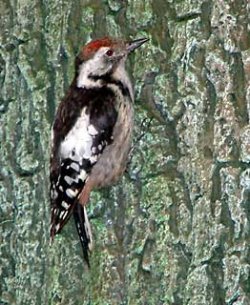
[79,169,87,181]
[59,211,65,219]
[70,162,80,172]
[62,201,70,209]
[88,124,98,136]
[64,175,74,185]
[51,130,54,142]
[89,155,98,164]
[66,188,78,198]
[56,175,61,186]
[51,189,58,200]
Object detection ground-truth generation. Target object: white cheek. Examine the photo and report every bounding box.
[77,61,103,88]
[77,47,111,88]
[77,62,95,88]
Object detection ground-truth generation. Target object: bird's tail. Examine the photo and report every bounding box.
[73,202,93,267]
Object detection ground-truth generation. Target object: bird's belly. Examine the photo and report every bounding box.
[91,138,130,187]
[89,103,133,187]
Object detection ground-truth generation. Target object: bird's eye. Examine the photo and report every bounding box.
[106,49,113,56]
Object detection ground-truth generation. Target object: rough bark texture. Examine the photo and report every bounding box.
[1,0,250,304]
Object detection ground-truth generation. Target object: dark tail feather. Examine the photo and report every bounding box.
[73,202,93,267]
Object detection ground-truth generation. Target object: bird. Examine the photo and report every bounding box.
[50,36,149,266]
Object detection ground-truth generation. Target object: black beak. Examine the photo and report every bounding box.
[126,37,149,53]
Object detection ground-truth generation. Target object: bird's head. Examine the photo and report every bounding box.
[76,37,149,79]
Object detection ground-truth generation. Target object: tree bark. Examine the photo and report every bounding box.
[1,0,249,304]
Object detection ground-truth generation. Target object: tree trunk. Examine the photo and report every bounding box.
[1,0,249,304]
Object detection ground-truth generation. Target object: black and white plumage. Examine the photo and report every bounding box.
[50,37,148,265]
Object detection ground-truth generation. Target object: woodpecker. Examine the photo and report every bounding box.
[50,36,148,266]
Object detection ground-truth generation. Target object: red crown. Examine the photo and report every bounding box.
[81,37,121,60]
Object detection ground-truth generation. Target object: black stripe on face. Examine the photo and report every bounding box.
[89,74,132,102]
